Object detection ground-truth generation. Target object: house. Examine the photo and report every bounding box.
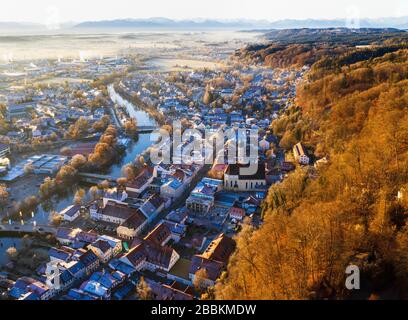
[80,280,110,300]
[62,288,97,300]
[116,209,148,240]
[65,260,87,280]
[186,178,223,213]
[144,223,172,247]
[48,247,75,263]
[162,221,187,243]
[76,231,99,244]
[228,206,246,222]
[148,279,194,300]
[11,277,54,301]
[89,271,119,291]
[126,167,154,195]
[160,178,184,202]
[139,193,166,222]
[42,260,75,297]
[293,142,310,165]
[189,234,235,287]
[166,209,188,225]
[0,144,10,159]
[224,162,266,192]
[88,236,122,263]
[108,259,137,277]
[28,280,53,300]
[98,235,122,257]
[88,240,114,263]
[91,200,139,225]
[78,250,100,276]
[119,224,180,273]
[120,241,180,273]
[6,102,35,121]
[56,228,82,245]
[60,205,81,222]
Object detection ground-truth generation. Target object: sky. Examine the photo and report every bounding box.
[1,0,408,24]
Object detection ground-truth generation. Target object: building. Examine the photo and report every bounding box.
[189,234,235,287]
[6,102,35,121]
[116,209,148,240]
[88,236,122,263]
[139,193,166,223]
[148,279,194,300]
[228,206,246,222]
[77,250,100,276]
[223,162,266,192]
[119,222,180,273]
[160,179,184,202]
[186,178,223,213]
[56,228,83,246]
[293,142,310,165]
[26,154,68,175]
[0,144,10,159]
[120,241,179,273]
[60,205,81,222]
[91,200,140,225]
[126,167,154,195]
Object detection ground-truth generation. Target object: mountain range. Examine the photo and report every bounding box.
[0,17,407,32]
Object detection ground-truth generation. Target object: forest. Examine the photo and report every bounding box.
[216,32,408,300]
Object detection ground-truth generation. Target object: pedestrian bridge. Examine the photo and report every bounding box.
[136,126,158,133]
[77,172,116,185]
[0,223,57,235]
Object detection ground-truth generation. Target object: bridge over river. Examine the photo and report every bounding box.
[77,172,117,185]
[0,223,57,235]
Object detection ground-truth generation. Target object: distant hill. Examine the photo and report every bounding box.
[266,17,408,29]
[73,17,408,30]
[262,28,408,44]
[1,17,408,33]
[73,18,257,30]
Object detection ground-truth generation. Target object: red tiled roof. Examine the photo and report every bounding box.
[100,201,137,220]
[228,207,245,219]
[201,234,235,264]
[144,222,172,246]
[121,210,147,230]
[126,168,153,190]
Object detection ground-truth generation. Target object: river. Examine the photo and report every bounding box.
[7,85,158,227]
[0,237,23,266]
[1,83,159,266]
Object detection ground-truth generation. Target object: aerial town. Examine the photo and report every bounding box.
[0,31,312,300]
[0,33,309,300]
[0,0,407,309]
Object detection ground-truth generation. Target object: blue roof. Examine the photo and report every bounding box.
[68,261,86,275]
[90,272,117,289]
[169,179,183,189]
[9,287,27,299]
[20,292,40,300]
[79,250,99,267]
[109,259,137,276]
[113,282,134,300]
[60,270,74,286]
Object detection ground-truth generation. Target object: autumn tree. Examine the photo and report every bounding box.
[136,277,153,300]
